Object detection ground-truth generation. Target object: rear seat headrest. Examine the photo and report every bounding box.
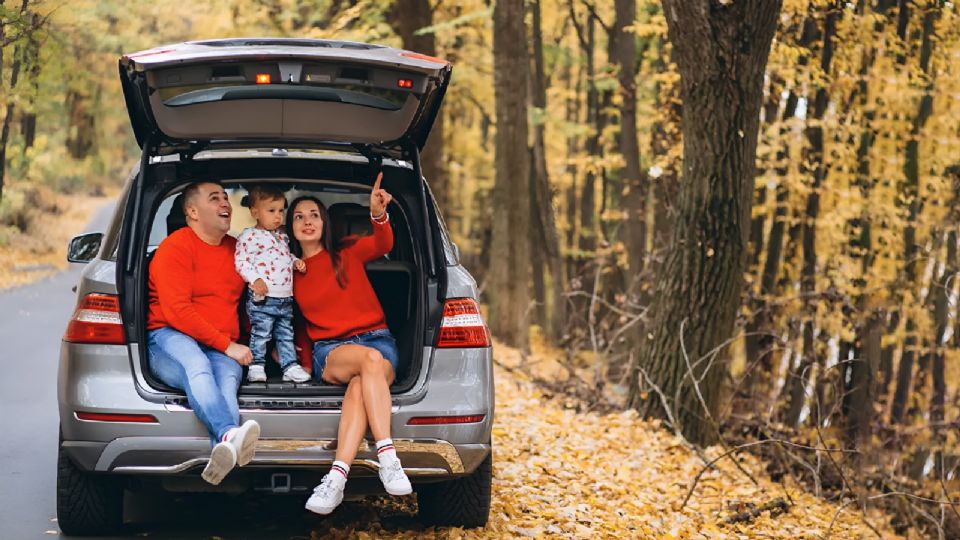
[327,202,373,241]
[166,194,187,236]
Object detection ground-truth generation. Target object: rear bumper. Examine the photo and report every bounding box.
[62,437,490,478]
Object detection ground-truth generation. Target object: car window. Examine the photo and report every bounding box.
[146,183,382,253]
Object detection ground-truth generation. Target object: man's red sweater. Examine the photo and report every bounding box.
[294,216,393,366]
[147,227,246,352]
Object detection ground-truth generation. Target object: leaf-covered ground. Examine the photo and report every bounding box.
[311,344,903,539]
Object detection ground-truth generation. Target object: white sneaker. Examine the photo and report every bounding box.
[224,420,261,467]
[201,440,237,485]
[247,364,267,383]
[305,473,345,515]
[282,364,311,383]
[378,458,412,496]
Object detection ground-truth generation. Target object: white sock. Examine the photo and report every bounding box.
[376,438,397,463]
[330,460,350,485]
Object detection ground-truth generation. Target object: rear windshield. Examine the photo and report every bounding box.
[153,62,420,111]
[147,181,412,261]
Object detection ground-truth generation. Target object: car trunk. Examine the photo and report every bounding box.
[119,154,445,401]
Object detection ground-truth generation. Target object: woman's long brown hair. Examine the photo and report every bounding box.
[286,195,354,288]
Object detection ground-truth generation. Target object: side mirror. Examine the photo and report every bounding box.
[67,232,104,264]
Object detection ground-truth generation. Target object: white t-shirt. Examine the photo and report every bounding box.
[234,227,295,298]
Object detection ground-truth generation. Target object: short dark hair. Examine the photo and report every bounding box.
[181,181,222,213]
[247,184,286,208]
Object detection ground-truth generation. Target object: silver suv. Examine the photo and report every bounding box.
[57,38,493,536]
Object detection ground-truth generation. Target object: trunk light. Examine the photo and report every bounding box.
[256,73,271,84]
[397,78,414,89]
[63,293,126,345]
[76,412,158,423]
[407,414,486,426]
[436,298,490,348]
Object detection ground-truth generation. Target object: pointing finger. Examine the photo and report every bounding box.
[373,171,383,192]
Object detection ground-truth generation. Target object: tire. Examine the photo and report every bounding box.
[417,451,492,528]
[56,442,123,536]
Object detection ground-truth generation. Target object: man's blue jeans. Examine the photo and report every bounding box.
[147,327,241,444]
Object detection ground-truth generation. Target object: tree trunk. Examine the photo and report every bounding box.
[614,0,645,295]
[529,0,566,342]
[19,11,40,153]
[488,0,531,349]
[390,0,446,211]
[627,0,781,446]
[890,3,936,425]
[0,0,30,204]
[650,35,680,283]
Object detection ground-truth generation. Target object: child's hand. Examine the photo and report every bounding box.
[294,258,306,273]
[251,278,268,296]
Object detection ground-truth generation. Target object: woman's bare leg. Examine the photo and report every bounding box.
[333,377,366,464]
[323,344,395,442]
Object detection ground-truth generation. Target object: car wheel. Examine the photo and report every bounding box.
[417,451,492,528]
[56,440,123,536]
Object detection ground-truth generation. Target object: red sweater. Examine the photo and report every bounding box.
[147,227,246,352]
[294,216,393,365]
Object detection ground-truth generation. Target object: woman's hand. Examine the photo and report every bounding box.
[369,172,393,218]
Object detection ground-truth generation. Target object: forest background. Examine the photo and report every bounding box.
[3,0,960,537]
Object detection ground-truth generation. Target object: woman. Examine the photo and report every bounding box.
[288,173,411,515]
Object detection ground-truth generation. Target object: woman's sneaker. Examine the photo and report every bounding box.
[305,473,345,515]
[378,459,412,495]
[247,364,267,383]
[283,364,311,383]
[224,420,261,467]
[201,440,237,485]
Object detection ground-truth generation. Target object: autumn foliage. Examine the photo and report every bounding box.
[4,0,960,537]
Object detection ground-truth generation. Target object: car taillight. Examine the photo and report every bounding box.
[64,293,126,345]
[407,414,486,425]
[75,412,158,423]
[436,298,490,348]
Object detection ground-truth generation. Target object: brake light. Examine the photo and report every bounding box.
[436,298,490,348]
[399,51,449,66]
[64,293,126,345]
[76,412,158,424]
[397,78,414,89]
[407,414,486,425]
[256,73,271,84]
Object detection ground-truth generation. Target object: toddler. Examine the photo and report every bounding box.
[235,185,310,383]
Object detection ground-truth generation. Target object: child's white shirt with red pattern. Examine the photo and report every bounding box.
[234,227,295,298]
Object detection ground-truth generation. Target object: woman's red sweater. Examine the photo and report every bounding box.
[293,216,393,367]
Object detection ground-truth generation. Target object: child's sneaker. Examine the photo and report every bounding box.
[282,364,311,383]
[247,364,267,383]
[224,419,261,467]
[305,473,345,515]
[378,459,412,495]
[201,440,237,485]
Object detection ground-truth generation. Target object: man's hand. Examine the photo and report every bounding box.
[369,172,393,218]
[294,258,306,273]
[251,278,268,296]
[225,342,253,366]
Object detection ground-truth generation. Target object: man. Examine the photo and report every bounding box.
[146,181,260,485]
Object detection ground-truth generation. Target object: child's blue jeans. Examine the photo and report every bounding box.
[246,296,297,370]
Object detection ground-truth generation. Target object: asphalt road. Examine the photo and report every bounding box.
[0,202,419,540]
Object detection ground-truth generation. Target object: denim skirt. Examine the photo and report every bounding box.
[311,328,399,378]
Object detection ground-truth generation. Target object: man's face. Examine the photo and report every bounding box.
[185,183,232,237]
[250,197,286,231]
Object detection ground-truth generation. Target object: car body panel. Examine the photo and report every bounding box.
[119,38,451,150]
